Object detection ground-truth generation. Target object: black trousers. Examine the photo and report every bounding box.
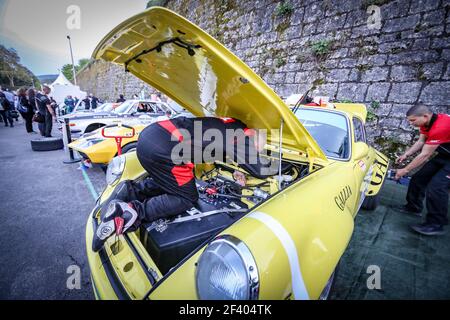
[0,110,13,126]
[20,112,34,132]
[129,179,195,223]
[44,112,52,137]
[406,154,450,225]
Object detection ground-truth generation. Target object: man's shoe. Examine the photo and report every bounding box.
[92,200,140,252]
[392,204,422,217]
[411,223,445,236]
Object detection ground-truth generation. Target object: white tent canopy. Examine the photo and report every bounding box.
[48,72,86,105]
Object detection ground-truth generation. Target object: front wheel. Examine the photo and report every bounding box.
[121,142,137,154]
[361,194,380,211]
[319,262,339,300]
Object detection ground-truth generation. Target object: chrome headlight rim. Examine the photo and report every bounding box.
[106,155,126,185]
[195,235,259,300]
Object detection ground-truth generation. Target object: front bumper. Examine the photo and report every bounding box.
[69,143,116,164]
[86,203,159,300]
[85,211,121,300]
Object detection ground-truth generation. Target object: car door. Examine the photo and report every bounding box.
[350,116,372,212]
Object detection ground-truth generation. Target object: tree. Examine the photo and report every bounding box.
[61,58,91,82]
[61,64,75,81]
[0,45,37,89]
[77,58,90,70]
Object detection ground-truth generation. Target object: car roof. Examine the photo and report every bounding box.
[295,104,366,122]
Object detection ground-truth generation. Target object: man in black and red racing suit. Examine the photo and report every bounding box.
[93,116,276,252]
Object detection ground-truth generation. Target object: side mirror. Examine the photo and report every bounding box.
[353,142,369,159]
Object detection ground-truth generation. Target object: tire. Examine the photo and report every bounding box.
[361,194,380,211]
[31,137,64,151]
[121,142,137,154]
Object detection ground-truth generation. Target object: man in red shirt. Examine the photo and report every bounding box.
[395,104,450,235]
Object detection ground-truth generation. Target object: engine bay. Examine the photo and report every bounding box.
[195,161,308,209]
[139,160,311,274]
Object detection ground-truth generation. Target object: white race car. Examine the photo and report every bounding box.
[58,100,174,137]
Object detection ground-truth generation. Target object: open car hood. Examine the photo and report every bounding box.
[92,7,326,160]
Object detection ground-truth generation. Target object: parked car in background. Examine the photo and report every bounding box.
[68,112,173,164]
[58,100,174,137]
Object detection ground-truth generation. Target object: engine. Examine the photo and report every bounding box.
[139,161,307,274]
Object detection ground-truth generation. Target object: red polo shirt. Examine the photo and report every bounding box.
[420,113,450,156]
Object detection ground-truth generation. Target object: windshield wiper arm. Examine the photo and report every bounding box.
[326,149,341,156]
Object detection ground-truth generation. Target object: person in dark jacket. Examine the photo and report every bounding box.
[82,95,90,110]
[92,116,276,251]
[0,88,14,127]
[84,93,100,109]
[35,86,55,137]
[116,94,126,103]
[17,87,36,133]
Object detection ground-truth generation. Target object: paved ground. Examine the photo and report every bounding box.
[0,119,104,299]
[0,119,449,299]
[332,181,450,300]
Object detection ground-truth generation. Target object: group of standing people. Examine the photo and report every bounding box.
[2,85,57,137]
[82,94,100,110]
[63,95,78,113]
[64,94,99,114]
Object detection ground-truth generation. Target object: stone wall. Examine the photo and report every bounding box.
[76,60,153,102]
[77,0,450,157]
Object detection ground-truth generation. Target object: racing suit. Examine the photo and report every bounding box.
[131,116,275,223]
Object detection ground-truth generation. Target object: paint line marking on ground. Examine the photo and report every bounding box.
[81,166,99,200]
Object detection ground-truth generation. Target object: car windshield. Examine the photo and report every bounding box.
[95,103,114,112]
[113,100,134,114]
[294,108,350,159]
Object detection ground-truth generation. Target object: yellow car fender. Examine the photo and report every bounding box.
[99,153,146,203]
[367,150,389,197]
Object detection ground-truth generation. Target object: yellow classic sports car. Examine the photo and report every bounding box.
[69,124,146,164]
[86,7,389,300]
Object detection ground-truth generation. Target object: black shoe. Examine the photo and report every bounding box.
[411,223,445,236]
[392,204,422,217]
[92,200,139,252]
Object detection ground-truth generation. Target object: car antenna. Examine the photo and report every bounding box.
[292,86,313,114]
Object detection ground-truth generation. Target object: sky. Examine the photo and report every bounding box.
[0,0,149,75]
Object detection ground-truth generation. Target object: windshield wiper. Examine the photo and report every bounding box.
[326,149,341,156]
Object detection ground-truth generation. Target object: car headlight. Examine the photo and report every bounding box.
[106,155,125,185]
[196,235,259,300]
